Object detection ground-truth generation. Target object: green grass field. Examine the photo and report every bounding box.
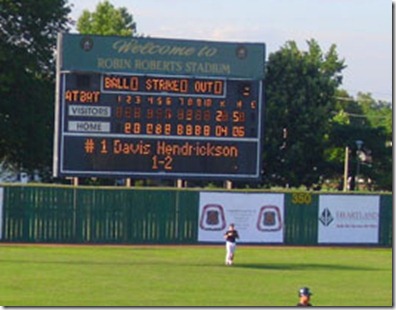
[0,244,392,306]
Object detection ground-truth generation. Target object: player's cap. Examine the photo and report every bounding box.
[299,287,312,297]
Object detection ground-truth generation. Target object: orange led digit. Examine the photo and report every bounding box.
[65,90,100,103]
[102,74,225,96]
[145,78,188,93]
[194,80,223,95]
[103,76,139,91]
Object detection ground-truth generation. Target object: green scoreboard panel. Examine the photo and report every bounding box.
[53,34,265,180]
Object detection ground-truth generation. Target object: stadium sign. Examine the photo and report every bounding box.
[53,34,266,180]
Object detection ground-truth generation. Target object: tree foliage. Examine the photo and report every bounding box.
[263,39,346,188]
[0,0,71,175]
[325,92,392,190]
[356,92,392,137]
[77,0,137,36]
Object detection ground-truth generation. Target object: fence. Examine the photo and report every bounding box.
[0,185,392,246]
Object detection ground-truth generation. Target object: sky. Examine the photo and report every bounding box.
[68,0,392,102]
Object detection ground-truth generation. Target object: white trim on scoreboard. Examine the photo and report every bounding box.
[68,121,111,132]
[68,105,111,117]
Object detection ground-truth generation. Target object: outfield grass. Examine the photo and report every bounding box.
[0,244,392,306]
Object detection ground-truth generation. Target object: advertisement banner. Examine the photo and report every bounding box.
[318,195,380,244]
[198,192,284,243]
[0,187,3,240]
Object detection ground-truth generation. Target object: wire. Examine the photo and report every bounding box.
[334,96,391,103]
[330,111,390,119]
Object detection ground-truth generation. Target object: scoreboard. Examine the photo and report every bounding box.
[53,34,265,180]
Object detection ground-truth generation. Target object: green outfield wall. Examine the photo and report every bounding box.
[0,185,392,246]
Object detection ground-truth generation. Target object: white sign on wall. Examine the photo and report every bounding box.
[318,195,380,244]
[198,192,284,243]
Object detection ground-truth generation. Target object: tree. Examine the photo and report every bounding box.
[263,39,345,188]
[325,92,392,191]
[77,0,137,36]
[0,0,71,177]
[356,92,392,137]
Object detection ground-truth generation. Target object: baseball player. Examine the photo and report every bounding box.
[223,223,239,265]
[296,287,313,306]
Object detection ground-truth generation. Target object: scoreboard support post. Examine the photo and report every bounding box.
[176,179,184,188]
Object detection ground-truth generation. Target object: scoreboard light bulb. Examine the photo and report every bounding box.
[243,86,251,97]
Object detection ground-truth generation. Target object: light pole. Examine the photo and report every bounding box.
[355,140,363,191]
[343,146,349,191]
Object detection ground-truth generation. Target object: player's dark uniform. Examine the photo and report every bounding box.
[225,229,239,242]
[296,302,312,306]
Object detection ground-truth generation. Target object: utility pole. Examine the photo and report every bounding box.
[343,146,349,191]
